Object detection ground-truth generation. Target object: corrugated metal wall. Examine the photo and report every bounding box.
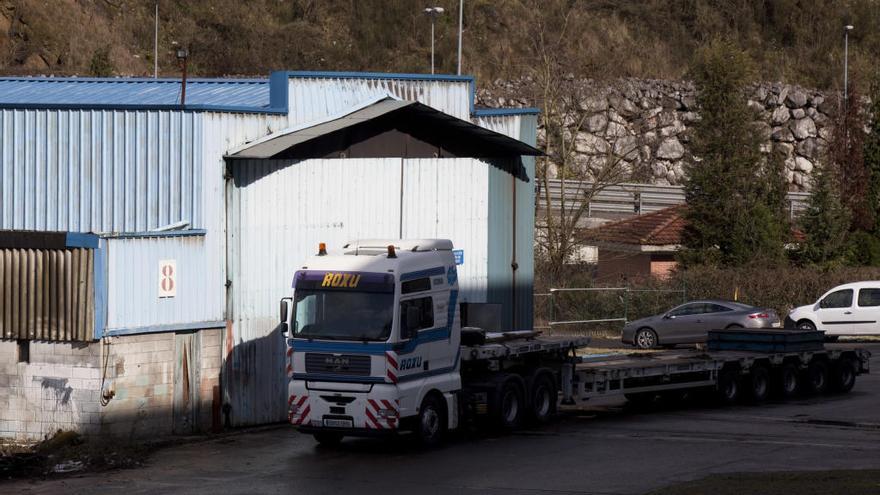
[0,109,201,232]
[104,235,224,331]
[477,114,537,330]
[400,158,489,304]
[287,77,472,126]
[0,248,94,340]
[226,158,401,425]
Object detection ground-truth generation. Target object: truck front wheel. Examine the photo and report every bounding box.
[416,394,447,447]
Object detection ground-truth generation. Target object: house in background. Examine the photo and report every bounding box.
[582,206,685,281]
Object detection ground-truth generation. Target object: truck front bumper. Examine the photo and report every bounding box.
[288,380,401,432]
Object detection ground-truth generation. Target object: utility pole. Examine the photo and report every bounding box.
[457,0,463,75]
[154,2,159,78]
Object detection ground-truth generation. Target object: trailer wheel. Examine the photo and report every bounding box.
[525,370,557,425]
[491,375,525,430]
[313,432,343,446]
[831,358,857,393]
[416,394,447,447]
[803,360,830,395]
[634,328,658,349]
[716,368,740,405]
[774,363,800,399]
[745,365,770,403]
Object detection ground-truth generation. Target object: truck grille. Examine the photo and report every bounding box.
[305,353,372,376]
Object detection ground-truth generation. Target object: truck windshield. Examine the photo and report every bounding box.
[293,290,394,341]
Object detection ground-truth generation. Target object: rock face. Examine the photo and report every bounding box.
[478,79,852,191]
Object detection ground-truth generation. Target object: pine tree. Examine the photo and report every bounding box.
[681,39,788,266]
[866,76,880,234]
[797,164,851,265]
[829,81,870,231]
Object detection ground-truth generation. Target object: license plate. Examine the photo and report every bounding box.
[323,418,353,428]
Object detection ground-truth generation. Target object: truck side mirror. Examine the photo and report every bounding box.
[279,297,292,337]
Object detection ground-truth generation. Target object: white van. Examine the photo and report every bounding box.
[787,281,880,336]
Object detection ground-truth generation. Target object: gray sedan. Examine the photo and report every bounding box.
[622,300,781,349]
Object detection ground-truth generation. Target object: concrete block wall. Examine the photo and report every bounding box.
[197,328,222,432]
[100,332,176,439]
[0,328,224,442]
[0,340,102,441]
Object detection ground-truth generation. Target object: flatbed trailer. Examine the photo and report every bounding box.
[566,345,871,403]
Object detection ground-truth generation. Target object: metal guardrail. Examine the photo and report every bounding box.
[541,286,688,331]
[538,180,810,220]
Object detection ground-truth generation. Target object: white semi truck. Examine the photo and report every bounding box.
[279,239,871,446]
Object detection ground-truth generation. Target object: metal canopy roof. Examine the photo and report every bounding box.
[226,97,542,160]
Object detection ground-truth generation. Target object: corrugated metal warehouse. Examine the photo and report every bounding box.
[0,70,539,439]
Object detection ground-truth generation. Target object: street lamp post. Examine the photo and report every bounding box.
[844,24,854,103]
[457,0,463,75]
[424,7,444,74]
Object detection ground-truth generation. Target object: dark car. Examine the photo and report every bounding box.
[622,300,781,349]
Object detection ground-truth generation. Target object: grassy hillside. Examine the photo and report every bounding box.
[1,0,878,89]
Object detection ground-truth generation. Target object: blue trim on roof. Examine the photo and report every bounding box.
[65,232,100,249]
[0,102,286,114]
[0,76,268,83]
[0,75,280,113]
[474,107,541,116]
[100,229,207,239]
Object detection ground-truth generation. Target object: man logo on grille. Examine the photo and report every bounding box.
[325,356,351,371]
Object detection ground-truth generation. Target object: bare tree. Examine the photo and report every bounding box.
[518,1,644,283]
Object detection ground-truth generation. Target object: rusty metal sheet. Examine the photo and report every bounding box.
[0,248,94,341]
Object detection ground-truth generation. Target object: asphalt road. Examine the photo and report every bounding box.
[7,343,880,495]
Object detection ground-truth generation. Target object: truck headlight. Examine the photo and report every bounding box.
[376,408,398,419]
[289,404,300,415]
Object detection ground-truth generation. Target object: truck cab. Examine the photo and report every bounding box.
[280,239,462,445]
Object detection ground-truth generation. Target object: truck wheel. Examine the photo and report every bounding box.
[774,363,800,399]
[416,394,447,447]
[491,375,525,430]
[803,360,830,395]
[745,365,770,403]
[831,358,857,393]
[716,368,739,405]
[525,370,557,425]
[634,328,658,349]
[313,432,343,446]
